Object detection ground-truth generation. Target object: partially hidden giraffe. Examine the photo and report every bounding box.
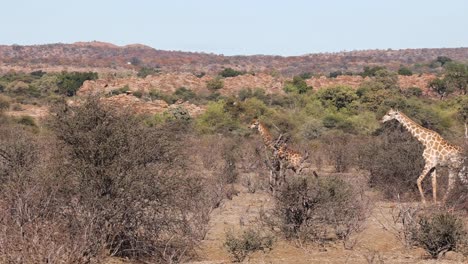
[249,119,308,173]
[381,109,468,203]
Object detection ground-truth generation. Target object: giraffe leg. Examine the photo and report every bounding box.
[431,168,437,203]
[417,164,434,204]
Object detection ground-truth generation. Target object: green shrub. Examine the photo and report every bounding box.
[16,115,36,127]
[299,72,313,79]
[240,97,271,122]
[283,76,312,94]
[316,85,357,110]
[206,78,224,90]
[329,71,343,78]
[137,67,160,78]
[149,89,176,104]
[173,87,196,101]
[195,101,239,134]
[404,87,423,97]
[300,118,324,140]
[360,66,386,77]
[219,68,245,78]
[411,212,466,258]
[132,90,143,98]
[224,228,274,262]
[111,85,130,96]
[398,66,413,76]
[195,72,206,78]
[57,71,98,96]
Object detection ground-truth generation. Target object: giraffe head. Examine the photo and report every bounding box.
[381,109,400,123]
[249,119,260,129]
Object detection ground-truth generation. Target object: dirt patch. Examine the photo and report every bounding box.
[187,177,466,264]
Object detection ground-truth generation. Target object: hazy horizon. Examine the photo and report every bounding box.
[1,0,467,56]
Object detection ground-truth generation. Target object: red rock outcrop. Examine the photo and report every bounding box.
[99,94,205,117]
[79,73,438,99]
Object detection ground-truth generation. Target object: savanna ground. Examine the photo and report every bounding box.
[0,60,467,263]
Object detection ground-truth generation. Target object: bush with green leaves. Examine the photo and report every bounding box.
[195,100,240,134]
[283,76,312,94]
[137,67,160,78]
[149,89,176,104]
[411,212,466,258]
[173,86,197,101]
[57,71,98,96]
[206,77,224,90]
[360,66,386,77]
[398,66,413,76]
[109,85,130,96]
[404,87,423,97]
[429,78,453,99]
[224,228,274,262]
[316,85,357,110]
[444,62,467,95]
[329,71,343,78]
[219,68,245,78]
[16,115,36,127]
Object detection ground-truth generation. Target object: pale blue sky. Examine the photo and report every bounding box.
[1,0,467,55]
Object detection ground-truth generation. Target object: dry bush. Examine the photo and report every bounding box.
[224,228,274,262]
[0,125,103,263]
[47,97,212,262]
[0,97,214,263]
[411,211,467,258]
[359,121,425,199]
[321,132,358,173]
[446,145,468,211]
[389,204,467,258]
[263,174,370,248]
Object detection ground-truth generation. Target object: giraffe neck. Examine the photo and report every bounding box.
[257,123,274,149]
[395,113,435,146]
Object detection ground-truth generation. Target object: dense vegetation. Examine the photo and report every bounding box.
[0,59,467,262]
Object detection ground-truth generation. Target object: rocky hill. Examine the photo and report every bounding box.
[79,72,437,96]
[1,41,467,76]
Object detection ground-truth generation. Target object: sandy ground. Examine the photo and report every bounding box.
[187,182,466,264]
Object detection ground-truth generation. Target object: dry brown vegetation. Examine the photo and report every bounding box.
[0,98,234,263]
[1,42,467,75]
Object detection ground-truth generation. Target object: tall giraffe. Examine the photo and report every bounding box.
[249,119,307,173]
[381,109,467,203]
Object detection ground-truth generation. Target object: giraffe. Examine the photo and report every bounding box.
[249,119,308,173]
[381,109,468,203]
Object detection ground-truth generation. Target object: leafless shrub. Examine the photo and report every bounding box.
[321,132,357,173]
[224,228,274,262]
[0,125,103,263]
[386,201,422,248]
[47,97,212,262]
[445,145,467,212]
[411,210,467,258]
[359,122,425,199]
[0,97,214,263]
[386,202,467,258]
[362,249,385,264]
[263,174,370,248]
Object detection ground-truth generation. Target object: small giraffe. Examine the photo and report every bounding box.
[249,119,307,173]
[381,109,467,203]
